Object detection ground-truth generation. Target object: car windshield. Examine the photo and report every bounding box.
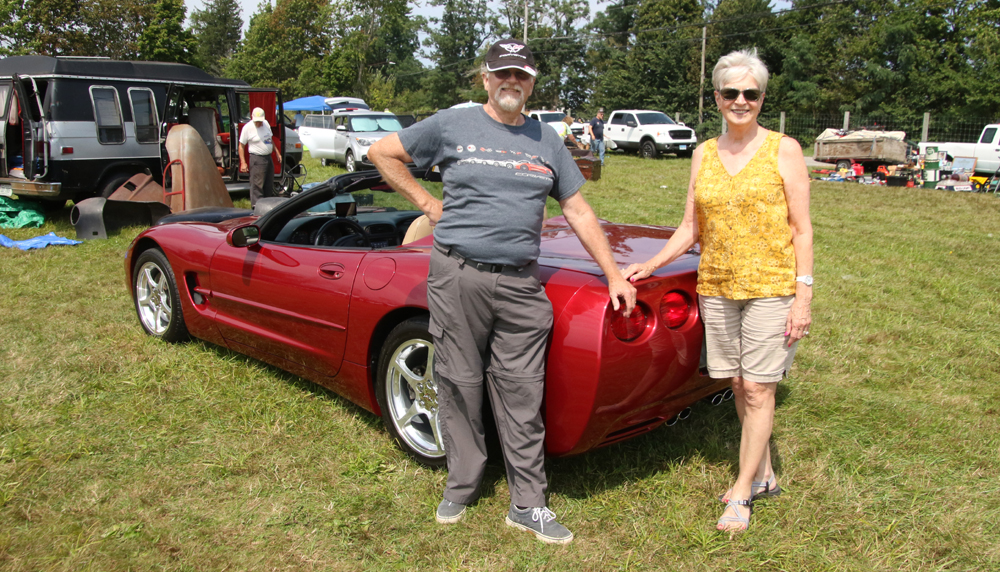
[349,115,403,133]
[537,112,564,122]
[636,112,676,125]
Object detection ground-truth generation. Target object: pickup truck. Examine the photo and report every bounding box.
[606,110,696,158]
[919,124,1000,174]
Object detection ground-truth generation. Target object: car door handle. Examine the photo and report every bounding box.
[318,262,345,280]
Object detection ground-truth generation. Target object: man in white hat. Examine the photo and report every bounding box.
[239,107,281,206]
[369,38,635,545]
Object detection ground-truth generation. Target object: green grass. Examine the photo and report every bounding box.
[2,152,1000,570]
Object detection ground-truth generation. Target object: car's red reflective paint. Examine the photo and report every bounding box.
[125,176,725,461]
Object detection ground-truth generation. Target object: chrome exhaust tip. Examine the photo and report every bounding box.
[723,388,734,401]
[709,393,724,406]
[678,407,692,421]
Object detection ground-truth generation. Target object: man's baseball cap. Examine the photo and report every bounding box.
[484,39,537,77]
[251,107,266,122]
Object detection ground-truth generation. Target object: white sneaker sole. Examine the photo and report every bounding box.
[435,509,465,524]
[505,516,573,544]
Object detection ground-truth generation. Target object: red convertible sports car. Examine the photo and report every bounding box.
[125,169,727,466]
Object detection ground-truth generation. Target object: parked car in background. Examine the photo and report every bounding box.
[298,110,404,172]
[0,55,287,205]
[125,168,725,466]
[606,110,696,158]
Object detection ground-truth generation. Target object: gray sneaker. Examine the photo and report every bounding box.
[435,500,467,524]
[505,506,573,544]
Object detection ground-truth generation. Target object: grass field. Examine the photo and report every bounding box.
[2,152,999,570]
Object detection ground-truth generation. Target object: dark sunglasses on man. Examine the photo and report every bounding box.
[719,88,762,102]
[492,69,534,81]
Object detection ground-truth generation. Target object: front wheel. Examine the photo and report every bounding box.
[835,159,852,171]
[132,249,189,343]
[640,140,658,159]
[376,316,446,466]
[345,150,356,172]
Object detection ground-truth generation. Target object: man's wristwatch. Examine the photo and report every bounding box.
[796,275,814,286]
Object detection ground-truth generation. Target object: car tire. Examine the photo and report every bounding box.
[345,150,356,172]
[321,158,330,167]
[835,159,852,171]
[132,248,189,343]
[376,316,446,467]
[640,140,658,159]
[99,172,137,199]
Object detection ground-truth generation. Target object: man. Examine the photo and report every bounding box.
[588,108,606,166]
[551,114,583,149]
[239,107,280,207]
[369,39,635,545]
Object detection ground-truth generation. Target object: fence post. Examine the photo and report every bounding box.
[677,113,681,124]
[722,117,727,135]
[779,111,786,134]
[921,112,930,142]
[843,111,850,131]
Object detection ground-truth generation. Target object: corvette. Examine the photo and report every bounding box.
[125,169,726,466]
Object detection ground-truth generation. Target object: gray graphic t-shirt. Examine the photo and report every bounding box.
[398,106,585,267]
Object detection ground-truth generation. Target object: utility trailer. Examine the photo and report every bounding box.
[813,128,909,171]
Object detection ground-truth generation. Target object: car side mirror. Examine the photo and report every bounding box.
[228,225,260,248]
[626,121,637,128]
[336,125,347,131]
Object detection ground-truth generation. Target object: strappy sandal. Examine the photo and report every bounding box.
[716,498,752,532]
[719,474,782,503]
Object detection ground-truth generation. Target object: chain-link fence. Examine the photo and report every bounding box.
[679,112,999,147]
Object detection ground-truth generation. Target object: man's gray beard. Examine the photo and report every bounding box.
[496,89,525,113]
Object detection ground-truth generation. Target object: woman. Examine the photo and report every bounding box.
[622,49,813,532]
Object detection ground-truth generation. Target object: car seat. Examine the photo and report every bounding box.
[402,214,433,244]
[188,107,224,166]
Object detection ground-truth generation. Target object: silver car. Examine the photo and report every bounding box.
[299,110,403,172]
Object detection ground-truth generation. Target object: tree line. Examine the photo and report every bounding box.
[1,0,996,123]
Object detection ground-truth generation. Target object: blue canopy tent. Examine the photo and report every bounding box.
[282,95,331,112]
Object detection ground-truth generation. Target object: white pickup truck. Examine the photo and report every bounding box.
[919,124,1000,174]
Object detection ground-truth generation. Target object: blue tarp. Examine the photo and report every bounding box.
[0,232,82,250]
[282,96,331,112]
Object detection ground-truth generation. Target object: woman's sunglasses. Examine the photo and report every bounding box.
[720,88,762,102]
[492,69,533,81]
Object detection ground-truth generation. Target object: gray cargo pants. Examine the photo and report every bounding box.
[248,153,274,207]
[428,242,553,508]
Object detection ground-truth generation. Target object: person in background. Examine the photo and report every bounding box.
[369,38,636,545]
[293,111,304,129]
[552,115,583,149]
[239,107,281,207]
[588,108,606,166]
[621,48,813,533]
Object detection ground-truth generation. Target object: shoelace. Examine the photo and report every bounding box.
[530,507,557,531]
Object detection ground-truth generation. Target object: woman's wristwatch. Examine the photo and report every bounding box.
[796,275,814,286]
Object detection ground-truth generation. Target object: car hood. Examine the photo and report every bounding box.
[538,217,699,276]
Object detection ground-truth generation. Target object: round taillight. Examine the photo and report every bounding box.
[660,291,691,328]
[611,305,648,341]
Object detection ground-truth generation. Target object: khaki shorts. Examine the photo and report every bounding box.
[699,295,798,383]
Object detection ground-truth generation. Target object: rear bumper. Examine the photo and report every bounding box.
[0,178,62,199]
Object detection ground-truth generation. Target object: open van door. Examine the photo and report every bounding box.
[11,76,37,180]
[235,88,284,179]
[159,83,184,177]
[0,81,11,178]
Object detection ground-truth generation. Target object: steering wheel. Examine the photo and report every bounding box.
[313,218,371,248]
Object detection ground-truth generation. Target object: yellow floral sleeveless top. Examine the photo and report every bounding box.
[694,131,796,299]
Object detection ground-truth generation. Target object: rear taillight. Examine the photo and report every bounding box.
[611,304,648,341]
[660,291,692,328]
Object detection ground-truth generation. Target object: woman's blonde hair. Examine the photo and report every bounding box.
[712,48,769,93]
